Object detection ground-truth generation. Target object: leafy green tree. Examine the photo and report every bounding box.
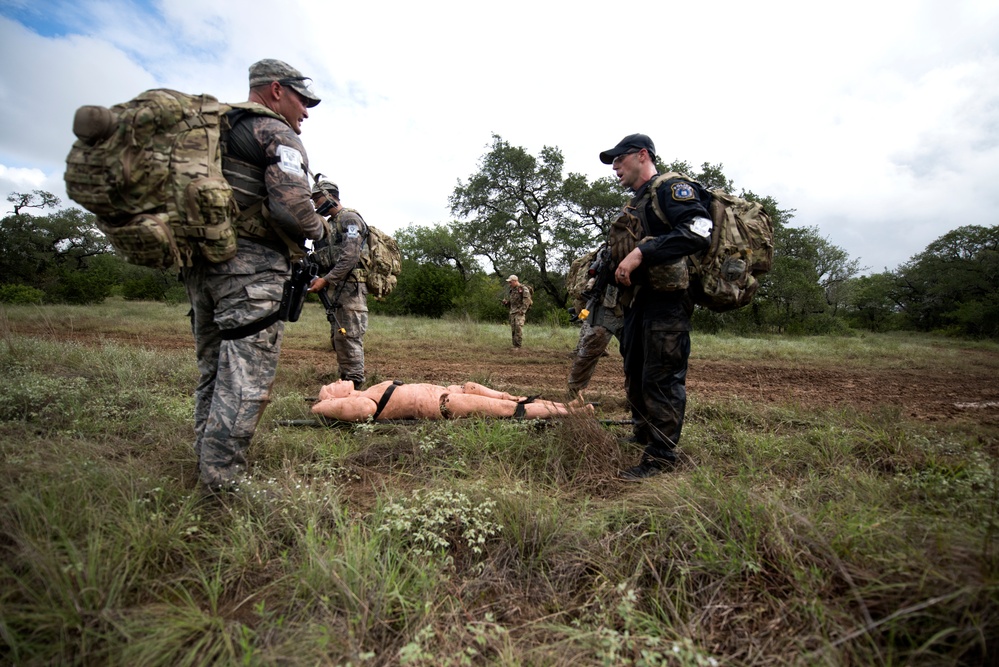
[1,190,190,305]
[894,224,999,337]
[394,223,479,280]
[561,173,627,239]
[6,190,60,215]
[1,192,116,302]
[450,134,623,306]
[732,215,860,334]
[393,260,465,319]
[846,272,902,332]
[451,273,509,322]
[659,159,735,192]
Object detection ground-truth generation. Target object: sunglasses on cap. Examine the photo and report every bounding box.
[276,76,314,88]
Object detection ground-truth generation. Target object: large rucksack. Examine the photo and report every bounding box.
[608,172,774,312]
[65,89,244,269]
[566,247,600,314]
[314,209,402,301]
[363,225,402,300]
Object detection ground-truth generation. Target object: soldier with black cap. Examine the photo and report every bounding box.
[307,177,370,389]
[182,58,326,494]
[599,133,714,480]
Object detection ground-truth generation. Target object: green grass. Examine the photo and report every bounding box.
[0,301,997,665]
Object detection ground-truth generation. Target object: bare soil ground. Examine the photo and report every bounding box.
[354,348,999,426]
[19,326,999,427]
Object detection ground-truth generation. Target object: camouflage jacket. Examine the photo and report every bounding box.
[316,208,368,286]
[223,108,325,252]
[506,284,533,315]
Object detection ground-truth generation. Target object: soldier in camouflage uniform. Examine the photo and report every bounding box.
[565,244,624,399]
[307,179,368,389]
[567,297,623,401]
[182,59,325,492]
[502,275,533,348]
[600,133,712,481]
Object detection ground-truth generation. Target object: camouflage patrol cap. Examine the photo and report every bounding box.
[311,176,339,199]
[248,59,321,108]
[506,275,519,283]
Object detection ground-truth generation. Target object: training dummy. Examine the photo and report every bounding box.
[312,379,587,422]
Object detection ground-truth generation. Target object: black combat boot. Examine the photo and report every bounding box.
[618,453,677,481]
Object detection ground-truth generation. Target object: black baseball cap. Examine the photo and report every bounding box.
[599,133,656,164]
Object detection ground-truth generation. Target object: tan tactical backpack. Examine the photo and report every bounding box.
[566,247,600,314]
[363,225,402,300]
[650,173,774,312]
[314,209,402,301]
[607,172,774,312]
[64,89,240,269]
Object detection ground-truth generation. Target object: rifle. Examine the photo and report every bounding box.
[303,252,347,335]
[315,283,346,335]
[576,244,613,323]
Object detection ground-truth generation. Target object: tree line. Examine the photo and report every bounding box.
[3,135,997,338]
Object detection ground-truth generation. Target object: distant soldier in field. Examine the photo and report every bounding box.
[502,274,533,348]
[307,177,369,389]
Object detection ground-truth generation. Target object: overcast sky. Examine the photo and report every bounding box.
[2,0,997,274]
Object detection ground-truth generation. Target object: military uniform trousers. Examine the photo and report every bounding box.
[567,305,623,396]
[509,312,527,348]
[327,279,368,388]
[619,293,691,463]
[182,239,289,488]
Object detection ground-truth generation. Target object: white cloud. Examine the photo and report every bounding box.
[0,164,47,191]
[1,0,998,272]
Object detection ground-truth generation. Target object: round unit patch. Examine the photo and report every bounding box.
[671,182,695,201]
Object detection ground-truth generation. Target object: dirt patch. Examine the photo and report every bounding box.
[14,326,999,426]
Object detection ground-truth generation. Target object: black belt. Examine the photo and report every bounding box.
[373,380,404,420]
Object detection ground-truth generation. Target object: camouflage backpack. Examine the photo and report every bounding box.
[650,173,774,312]
[566,247,600,314]
[64,89,241,269]
[607,172,774,312]
[364,225,402,300]
[314,209,402,301]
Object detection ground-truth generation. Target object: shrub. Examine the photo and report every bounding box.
[122,275,168,301]
[396,262,465,319]
[452,273,508,322]
[0,283,45,305]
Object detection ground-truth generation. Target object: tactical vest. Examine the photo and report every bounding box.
[314,208,369,281]
[221,103,304,256]
[608,181,690,303]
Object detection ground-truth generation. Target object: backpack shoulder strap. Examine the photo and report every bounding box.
[225,101,291,127]
[648,171,691,225]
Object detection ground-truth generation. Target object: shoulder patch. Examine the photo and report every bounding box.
[690,216,713,238]
[345,223,360,239]
[671,181,695,201]
[276,145,304,176]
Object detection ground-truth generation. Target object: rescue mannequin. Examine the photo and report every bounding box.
[312,379,588,421]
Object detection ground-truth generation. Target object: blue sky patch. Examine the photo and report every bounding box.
[0,0,159,38]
